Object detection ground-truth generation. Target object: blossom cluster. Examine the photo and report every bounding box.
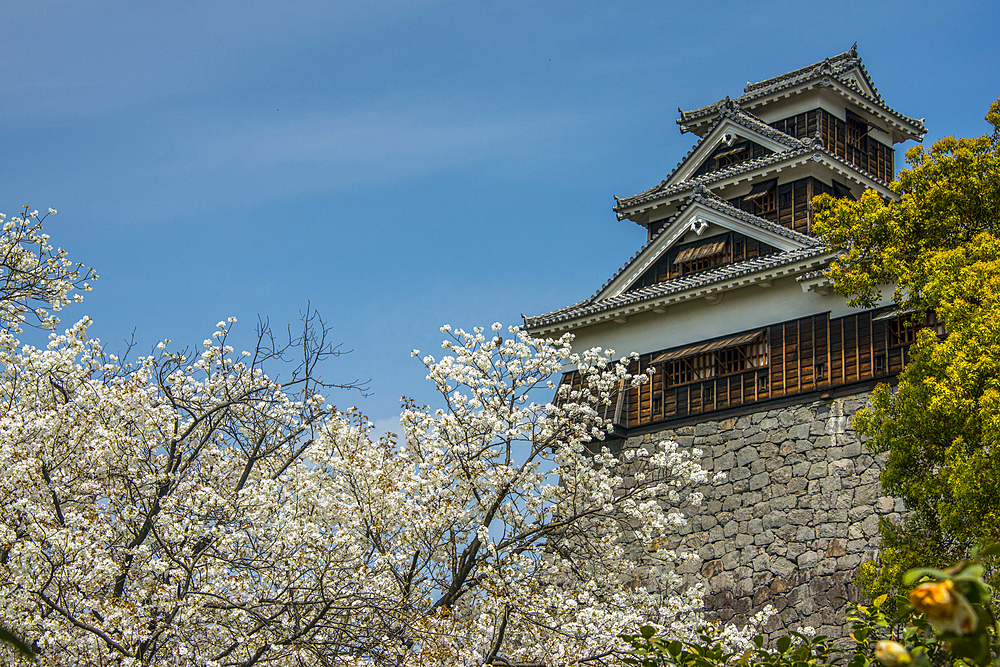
[0,213,731,666]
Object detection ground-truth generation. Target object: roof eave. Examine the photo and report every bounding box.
[525,251,835,337]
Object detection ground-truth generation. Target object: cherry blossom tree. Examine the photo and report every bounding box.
[0,210,726,666]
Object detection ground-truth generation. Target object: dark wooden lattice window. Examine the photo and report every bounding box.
[715,144,748,169]
[847,112,868,150]
[744,180,777,217]
[888,311,947,346]
[658,332,768,386]
[674,240,728,275]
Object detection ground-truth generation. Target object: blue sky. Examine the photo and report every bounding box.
[3,1,997,430]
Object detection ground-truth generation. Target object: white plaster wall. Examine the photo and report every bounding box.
[562,277,892,366]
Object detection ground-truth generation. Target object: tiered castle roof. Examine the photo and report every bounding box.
[525,46,924,337]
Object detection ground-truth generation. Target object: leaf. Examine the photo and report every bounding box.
[777,635,792,653]
[902,568,952,585]
[640,625,657,640]
[979,544,1000,558]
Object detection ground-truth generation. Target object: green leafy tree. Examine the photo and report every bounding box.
[811,98,1000,597]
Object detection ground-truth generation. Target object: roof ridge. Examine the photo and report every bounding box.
[676,49,928,137]
[743,46,858,95]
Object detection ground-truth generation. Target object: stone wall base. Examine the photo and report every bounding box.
[618,392,900,639]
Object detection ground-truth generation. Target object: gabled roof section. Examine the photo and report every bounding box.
[663,103,805,188]
[615,140,816,218]
[676,46,925,141]
[742,44,880,102]
[598,187,819,300]
[614,139,893,220]
[523,244,831,334]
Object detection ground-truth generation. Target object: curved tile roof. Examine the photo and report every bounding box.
[614,140,893,217]
[614,142,816,214]
[524,245,830,330]
[677,47,924,136]
[657,105,805,187]
[595,190,818,303]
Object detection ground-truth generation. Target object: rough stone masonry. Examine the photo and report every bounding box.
[619,391,902,639]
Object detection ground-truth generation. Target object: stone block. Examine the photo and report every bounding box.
[816,558,837,576]
[825,539,847,558]
[807,447,828,462]
[772,557,796,578]
[797,550,819,568]
[763,511,787,530]
[715,452,735,470]
[760,417,779,430]
[876,497,895,513]
[828,508,848,523]
[752,552,772,572]
[855,484,878,504]
[749,472,769,491]
[830,459,855,476]
[816,522,842,538]
[695,422,718,437]
[807,461,827,479]
[842,441,863,457]
[836,554,862,570]
[788,509,812,525]
[737,445,759,467]
[786,477,808,493]
[788,423,812,440]
[771,495,796,511]
[848,505,874,522]
[753,529,775,546]
[786,542,807,560]
[710,570,734,591]
[730,466,751,481]
[820,476,842,493]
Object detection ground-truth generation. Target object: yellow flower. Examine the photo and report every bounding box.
[908,579,977,636]
[875,640,912,667]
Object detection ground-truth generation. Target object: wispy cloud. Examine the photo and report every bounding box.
[178,100,595,192]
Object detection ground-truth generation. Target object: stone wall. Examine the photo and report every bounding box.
[619,391,903,639]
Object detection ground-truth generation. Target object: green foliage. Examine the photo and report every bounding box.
[811,98,1000,597]
[621,624,843,667]
[623,556,1000,667]
[812,98,1000,311]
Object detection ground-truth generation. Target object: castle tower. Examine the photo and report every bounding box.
[523,47,927,635]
